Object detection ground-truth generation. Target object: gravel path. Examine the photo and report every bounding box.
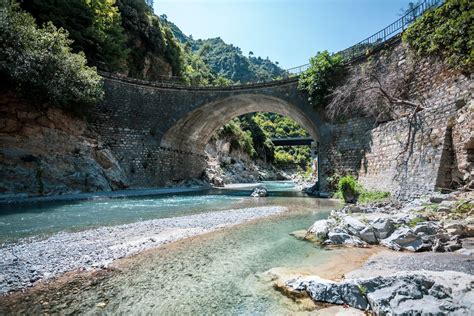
[0,206,287,294]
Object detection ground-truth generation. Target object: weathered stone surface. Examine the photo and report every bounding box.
[327,232,367,247]
[251,186,268,197]
[308,219,333,241]
[370,218,395,240]
[380,227,431,252]
[359,226,377,244]
[0,93,129,197]
[284,271,474,314]
[286,277,368,310]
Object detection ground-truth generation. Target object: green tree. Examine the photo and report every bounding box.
[21,0,129,71]
[298,51,347,107]
[0,2,103,110]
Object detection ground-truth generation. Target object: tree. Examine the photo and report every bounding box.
[21,0,129,71]
[0,2,103,111]
[298,51,347,107]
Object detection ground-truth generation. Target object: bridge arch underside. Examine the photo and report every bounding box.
[160,94,320,154]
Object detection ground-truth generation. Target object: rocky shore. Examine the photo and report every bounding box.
[279,191,474,314]
[0,206,287,294]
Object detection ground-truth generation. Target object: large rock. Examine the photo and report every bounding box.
[370,218,395,240]
[308,219,334,241]
[327,231,367,247]
[286,277,368,310]
[284,271,474,314]
[341,216,367,236]
[380,227,431,252]
[359,226,377,244]
[250,186,268,197]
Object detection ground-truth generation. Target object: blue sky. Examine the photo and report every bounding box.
[155,0,415,69]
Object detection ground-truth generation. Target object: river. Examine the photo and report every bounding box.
[0,181,346,314]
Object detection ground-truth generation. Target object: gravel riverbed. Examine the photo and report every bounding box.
[0,206,287,294]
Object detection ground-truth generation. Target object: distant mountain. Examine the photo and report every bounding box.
[161,15,286,83]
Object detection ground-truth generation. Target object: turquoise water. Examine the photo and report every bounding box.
[0,181,343,314]
[0,181,302,243]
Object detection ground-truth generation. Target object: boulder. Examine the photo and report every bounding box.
[445,222,474,238]
[308,219,333,241]
[286,277,368,310]
[327,232,367,247]
[380,227,431,252]
[412,221,441,235]
[284,271,474,315]
[341,216,367,235]
[250,186,268,197]
[370,218,395,240]
[359,226,377,244]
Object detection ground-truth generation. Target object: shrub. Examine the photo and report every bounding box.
[402,0,473,72]
[0,2,104,111]
[337,175,360,203]
[334,175,390,204]
[298,51,347,107]
[274,151,294,166]
[217,120,256,157]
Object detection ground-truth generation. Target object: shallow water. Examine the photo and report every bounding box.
[1,181,342,314]
[0,181,299,243]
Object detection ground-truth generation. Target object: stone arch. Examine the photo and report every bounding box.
[160,94,321,154]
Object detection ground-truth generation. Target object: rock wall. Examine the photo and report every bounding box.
[0,90,129,198]
[204,137,287,186]
[319,41,472,198]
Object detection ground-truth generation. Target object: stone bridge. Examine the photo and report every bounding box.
[92,74,328,188]
[91,34,471,198]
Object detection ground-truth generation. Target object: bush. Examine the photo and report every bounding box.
[334,175,390,204]
[217,120,256,157]
[0,2,103,111]
[21,0,129,71]
[402,0,473,72]
[274,151,294,166]
[337,175,360,203]
[298,51,347,107]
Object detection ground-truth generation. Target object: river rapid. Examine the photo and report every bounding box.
[0,181,346,314]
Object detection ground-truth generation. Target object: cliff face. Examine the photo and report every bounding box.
[0,90,129,198]
[204,137,288,186]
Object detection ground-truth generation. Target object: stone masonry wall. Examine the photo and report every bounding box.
[318,40,472,198]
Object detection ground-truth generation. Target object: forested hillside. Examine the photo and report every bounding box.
[161,16,287,83]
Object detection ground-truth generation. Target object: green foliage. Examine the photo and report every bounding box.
[21,0,129,71]
[217,120,256,157]
[161,17,286,84]
[358,190,390,204]
[0,2,104,110]
[337,175,360,203]
[358,284,368,296]
[298,51,347,107]
[252,112,311,168]
[239,115,274,162]
[334,175,390,204]
[274,151,294,166]
[116,0,183,78]
[449,199,474,219]
[402,0,473,72]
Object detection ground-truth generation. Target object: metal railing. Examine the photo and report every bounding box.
[103,0,443,86]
